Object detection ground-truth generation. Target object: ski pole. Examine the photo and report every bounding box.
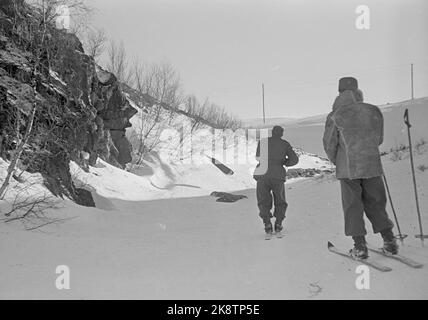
[404,109,427,243]
[382,174,407,243]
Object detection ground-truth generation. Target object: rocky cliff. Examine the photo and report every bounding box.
[0,0,138,205]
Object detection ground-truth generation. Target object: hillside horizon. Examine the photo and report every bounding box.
[243,96,428,129]
[242,96,428,157]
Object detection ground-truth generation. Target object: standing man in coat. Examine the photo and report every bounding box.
[253,126,299,238]
[323,77,398,259]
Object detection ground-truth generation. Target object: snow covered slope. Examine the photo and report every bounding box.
[70,146,331,203]
[66,101,332,202]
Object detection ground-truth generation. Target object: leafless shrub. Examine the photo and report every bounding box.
[389,144,407,162]
[184,95,242,131]
[133,60,183,108]
[417,164,428,172]
[1,182,64,230]
[127,60,185,163]
[0,90,36,199]
[391,143,407,152]
[415,138,427,155]
[130,107,176,165]
[106,39,132,85]
[184,95,207,132]
[387,139,426,161]
[206,103,242,130]
[390,150,402,162]
[82,27,106,62]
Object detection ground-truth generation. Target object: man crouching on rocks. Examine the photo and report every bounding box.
[323,77,398,259]
[253,126,299,239]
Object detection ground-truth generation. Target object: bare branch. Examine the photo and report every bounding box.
[106,39,132,85]
[83,27,107,62]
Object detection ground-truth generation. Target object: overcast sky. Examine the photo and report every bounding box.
[88,0,428,119]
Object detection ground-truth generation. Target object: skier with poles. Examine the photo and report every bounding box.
[253,126,299,239]
[323,77,399,259]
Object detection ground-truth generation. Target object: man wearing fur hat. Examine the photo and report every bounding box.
[323,77,398,259]
[253,126,299,238]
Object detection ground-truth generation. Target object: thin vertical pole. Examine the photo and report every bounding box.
[262,83,265,124]
[404,109,425,243]
[411,63,414,100]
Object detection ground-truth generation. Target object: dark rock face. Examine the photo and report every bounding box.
[75,188,96,207]
[0,2,137,206]
[49,32,137,168]
[110,130,133,166]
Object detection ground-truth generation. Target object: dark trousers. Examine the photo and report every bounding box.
[256,178,288,223]
[340,176,394,236]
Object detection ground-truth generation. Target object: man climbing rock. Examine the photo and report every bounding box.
[323,77,398,259]
[253,126,299,239]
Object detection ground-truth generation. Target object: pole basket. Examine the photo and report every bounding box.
[395,234,408,240]
[415,234,428,239]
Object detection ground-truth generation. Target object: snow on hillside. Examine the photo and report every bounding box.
[77,101,331,202]
[70,152,330,205]
[70,140,331,204]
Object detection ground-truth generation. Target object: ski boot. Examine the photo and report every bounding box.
[264,220,273,240]
[381,228,399,255]
[349,236,369,260]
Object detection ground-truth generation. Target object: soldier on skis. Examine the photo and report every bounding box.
[323,77,399,259]
[253,126,299,239]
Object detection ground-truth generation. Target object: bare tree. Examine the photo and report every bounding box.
[106,39,132,85]
[138,61,183,107]
[206,103,242,130]
[132,60,183,108]
[128,60,184,163]
[83,27,107,62]
[27,0,91,32]
[1,182,64,230]
[0,105,36,199]
[182,95,241,131]
[184,95,208,132]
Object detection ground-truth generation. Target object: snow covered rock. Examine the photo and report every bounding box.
[0,2,138,205]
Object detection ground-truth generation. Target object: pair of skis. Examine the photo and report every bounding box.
[328,242,423,272]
